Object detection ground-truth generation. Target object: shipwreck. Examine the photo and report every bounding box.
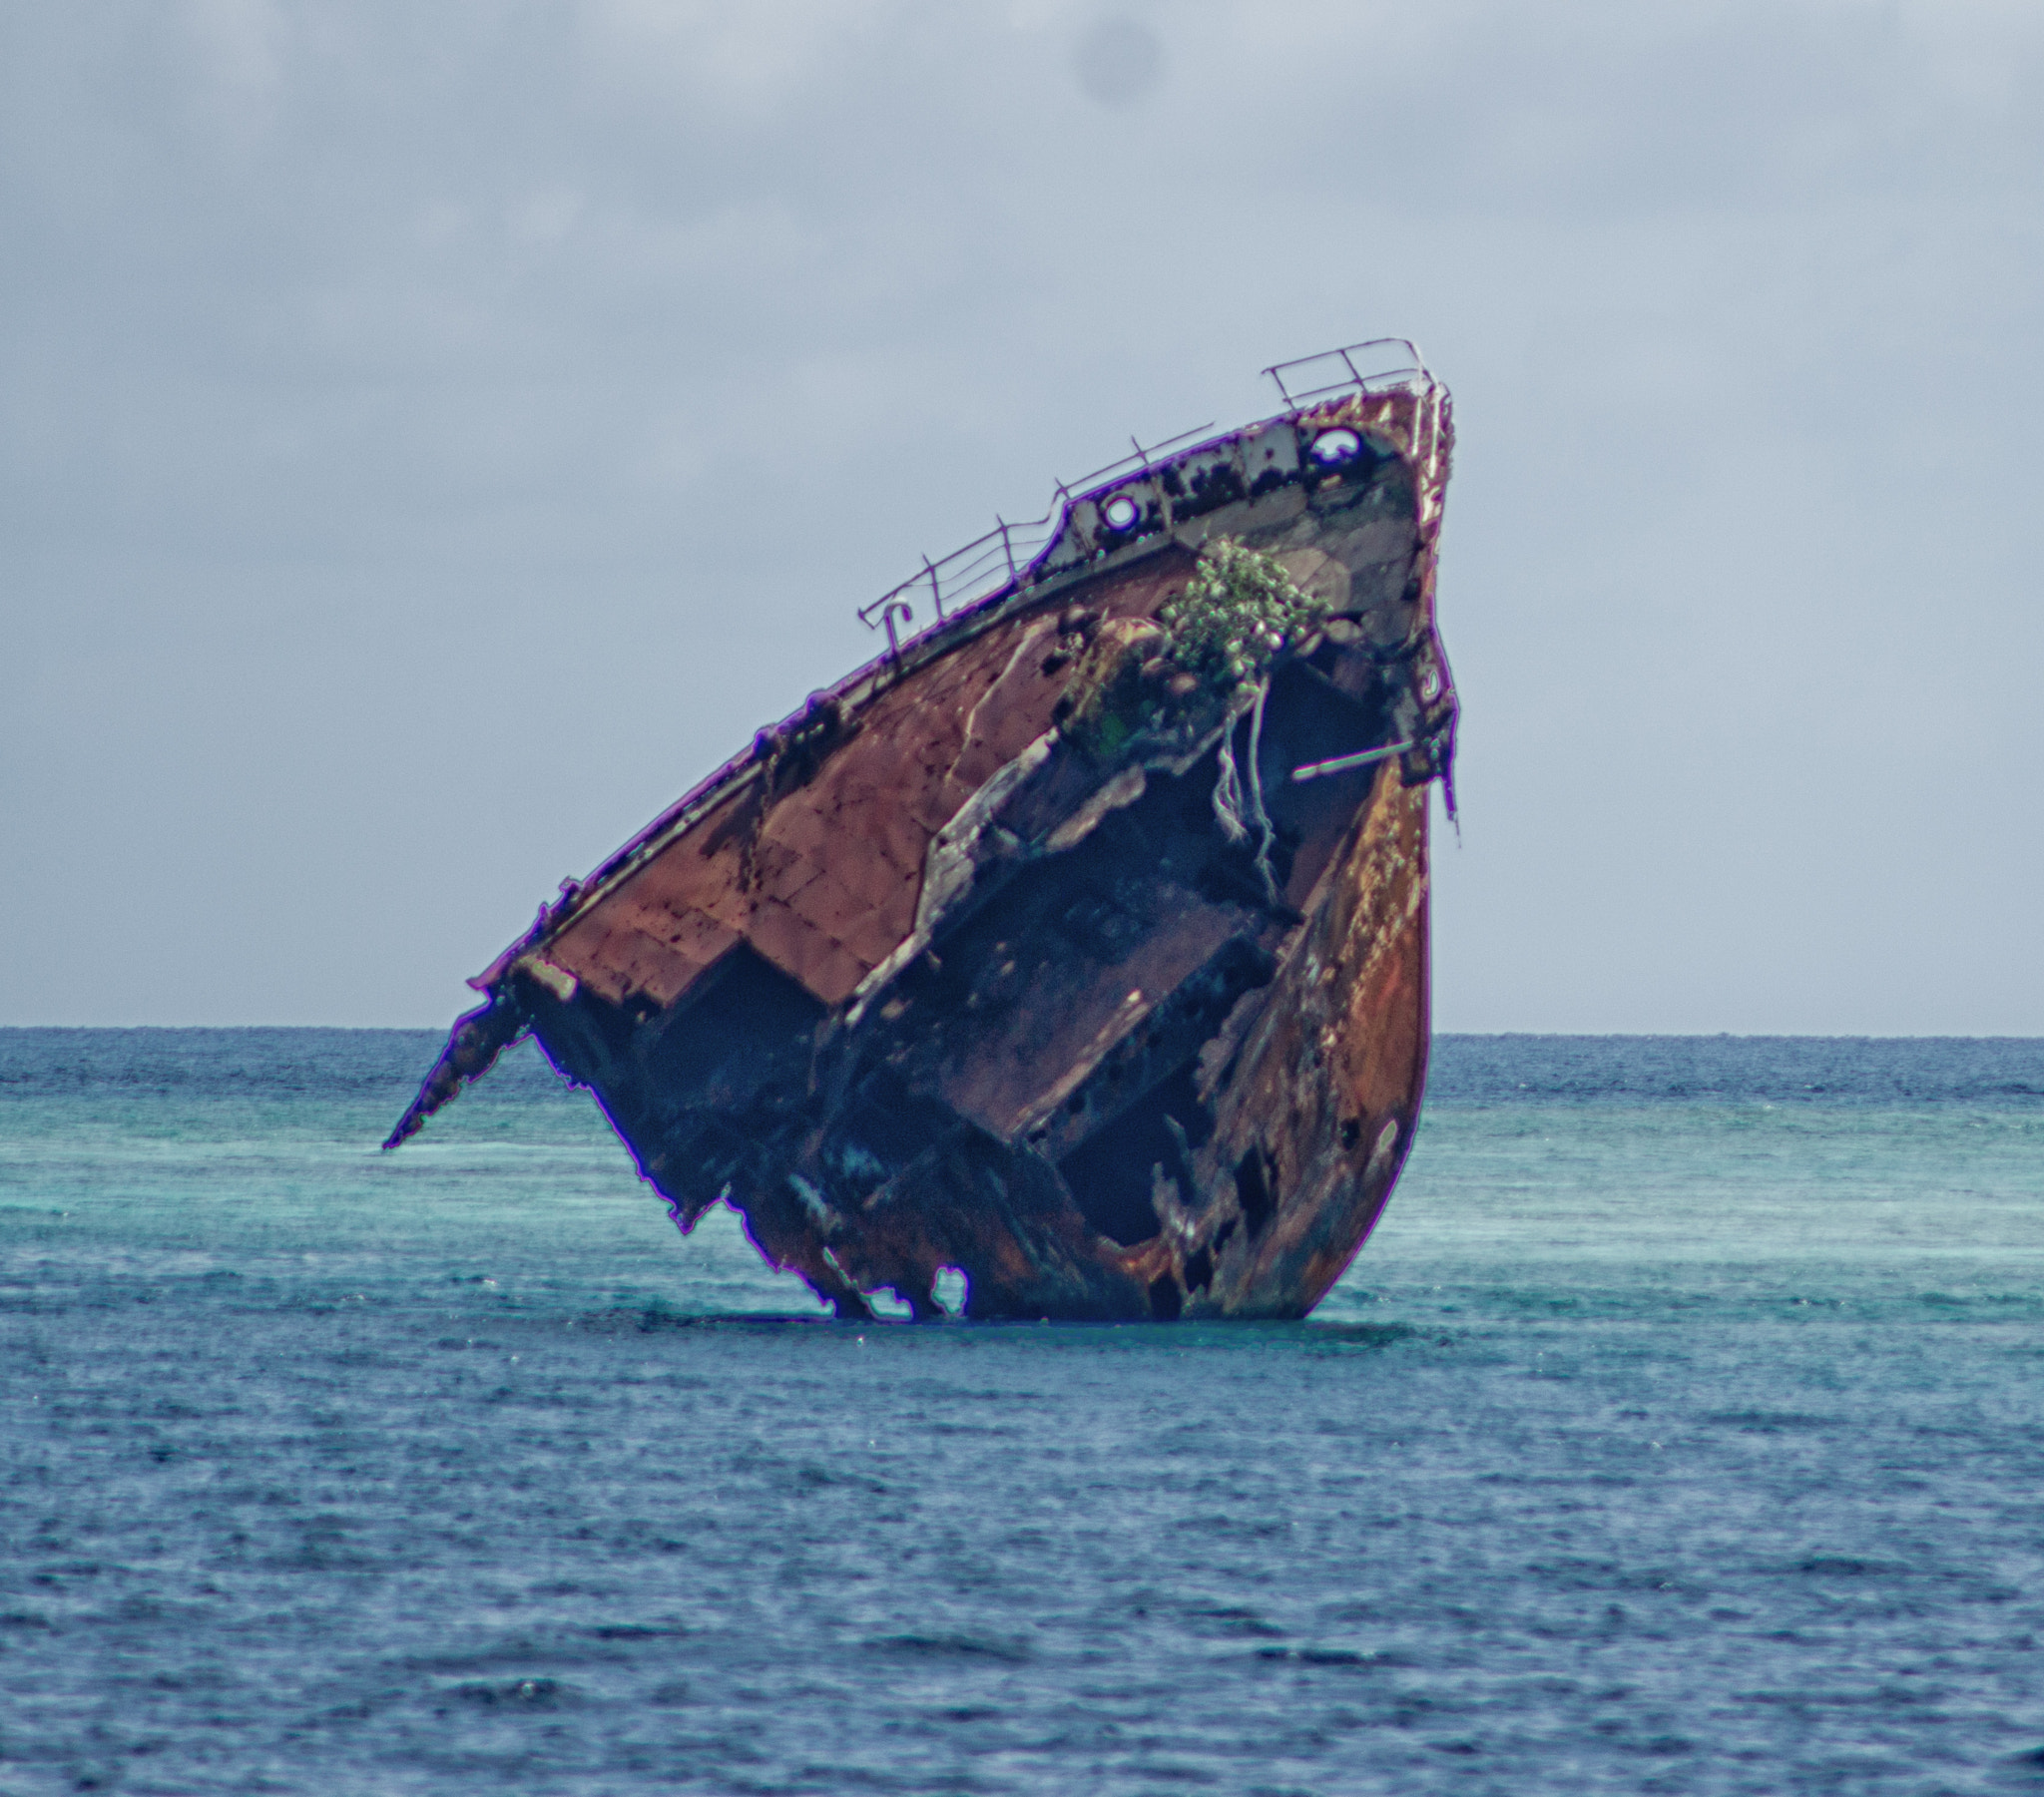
[388,340,1459,1322]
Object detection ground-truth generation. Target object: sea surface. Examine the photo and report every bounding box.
[2,1031,2041,1795]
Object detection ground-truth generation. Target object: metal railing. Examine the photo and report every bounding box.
[853,422,1217,648]
[856,339,1434,650]
[853,514,1054,651]
[1262,337,1431,408]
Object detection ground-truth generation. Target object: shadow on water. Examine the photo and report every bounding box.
[574,1306,846,1336]
[577,1305,1417,1352]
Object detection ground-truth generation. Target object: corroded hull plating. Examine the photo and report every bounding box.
[390,344,1457,1321]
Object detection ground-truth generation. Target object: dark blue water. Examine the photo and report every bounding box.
[3,1032,2041,1794]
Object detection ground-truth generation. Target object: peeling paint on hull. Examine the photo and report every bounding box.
[389,344,1459,1322]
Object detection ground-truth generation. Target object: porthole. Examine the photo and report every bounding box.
[1308,427,1364,468]
[1100,492,1143,533]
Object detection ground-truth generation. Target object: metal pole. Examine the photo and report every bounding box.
[883,600,912,659]
[1288,739,1415,784]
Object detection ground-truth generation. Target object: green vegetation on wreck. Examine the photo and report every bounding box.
[1063,538,1327,761]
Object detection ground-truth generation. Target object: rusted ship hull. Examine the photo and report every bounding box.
[390,343,1458,1322]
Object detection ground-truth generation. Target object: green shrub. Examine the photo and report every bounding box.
[1159,538,1325,685]
[1060,539,1324,763]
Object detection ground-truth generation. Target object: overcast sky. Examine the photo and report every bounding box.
[3,0,2039,1032]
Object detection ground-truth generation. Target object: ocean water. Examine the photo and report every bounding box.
[2,1031,2041,1795]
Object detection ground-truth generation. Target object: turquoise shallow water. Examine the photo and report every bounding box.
[2,1031,2042,1793]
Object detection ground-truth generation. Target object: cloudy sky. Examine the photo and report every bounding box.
[3,0,2038,1032]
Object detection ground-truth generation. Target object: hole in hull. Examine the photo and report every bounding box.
[644,947,824,1100]
[1057,1063,1212,1247]
[1236,1143,1276,1235]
